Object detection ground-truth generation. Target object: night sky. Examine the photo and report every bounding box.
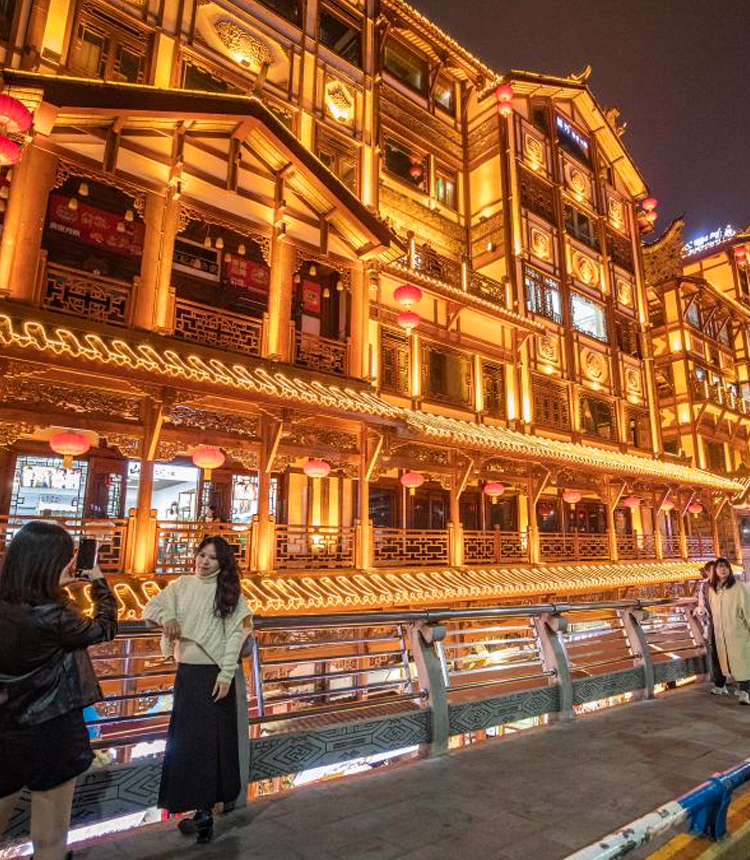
[414,0,750,244]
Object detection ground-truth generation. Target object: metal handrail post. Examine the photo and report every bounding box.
[620,607,655,699]
[409,621,449,756]
[534,612,573,721]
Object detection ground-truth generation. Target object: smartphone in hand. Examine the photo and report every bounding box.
[76,538,98,577]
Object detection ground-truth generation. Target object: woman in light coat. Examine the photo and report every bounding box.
[708,557,750,705]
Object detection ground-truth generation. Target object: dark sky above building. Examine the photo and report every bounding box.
[414,0,750,244]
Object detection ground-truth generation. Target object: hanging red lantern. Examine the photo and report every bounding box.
[645,210,658,224]
[484,482,506,504]
[0,136,20,167]
[498,101,513,118]
[192,445,225,480]
[735,246,746,262]
[0,94,32,134]
[642,197,658,212]
[409,159,424,180]
[562,489,582,504]
[393,284,422,309]
[622,495,640,508]
[495,83,514,104]
[660,499,675,512]
[400,471,425,496]
[49,431,90,469]
[396,310,420,333]
[688,502,704,515]
[303,458,331,479]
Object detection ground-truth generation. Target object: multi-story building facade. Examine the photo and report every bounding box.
[0,0,740,614]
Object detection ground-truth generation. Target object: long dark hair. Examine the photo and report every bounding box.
[196,536,241,618]
[710,557,736,592]
[0,521,75,605]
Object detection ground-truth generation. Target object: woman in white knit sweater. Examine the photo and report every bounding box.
[143,536,252,843]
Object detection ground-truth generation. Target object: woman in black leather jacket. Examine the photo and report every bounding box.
[0,521,118,860]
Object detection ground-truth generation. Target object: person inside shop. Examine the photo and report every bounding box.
[142,536,252,844]
[708,557,750,705]
[0,521,118,860]
[203,504,221,524]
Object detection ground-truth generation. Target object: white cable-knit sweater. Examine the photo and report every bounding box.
[143,572,252,685]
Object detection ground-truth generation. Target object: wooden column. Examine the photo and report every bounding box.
[265,239,296,361]
[134,190,180,333]
[349,264,370,380]
[0,144,58,301]
[255,417,281,573]
[131,460,156,575]
[357,430,370,568]
[677,501,689,560]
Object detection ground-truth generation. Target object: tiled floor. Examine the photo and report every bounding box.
[77,683,750,860]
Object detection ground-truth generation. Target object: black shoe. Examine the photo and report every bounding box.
[196,814,213,845]
[178,809,211,836]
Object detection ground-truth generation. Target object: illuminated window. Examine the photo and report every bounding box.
[68,11,150,83]
[317,135,358,194]
[256,0,301,25]
[421,343,473,407]
[571,292,608,342]
[482,361,506,418]
[435,170,457,210]
[384,137,427,192]
[564,205,599,251]
[319,8,361,67]
[383,39,427,96]
[615,314,640,358]
[380,329,409,394]
[580,396,614,439]
[524,265,561,324]
[434,77,455,114]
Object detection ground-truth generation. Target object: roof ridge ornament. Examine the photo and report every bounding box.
[569,63,592,83]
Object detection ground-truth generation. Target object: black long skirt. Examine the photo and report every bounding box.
[159,663,240,814]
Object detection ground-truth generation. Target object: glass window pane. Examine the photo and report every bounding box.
[571,292,607,342]
[114,45,143,83]
[436,173,457,210]
[434,77,455,114]
[319,10,361,67]
[384,138,426,191]
[383,39,427,95]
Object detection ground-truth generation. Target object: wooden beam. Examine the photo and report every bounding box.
[455,457,474,498]
[264,420,283,473]
[365,432,384,481]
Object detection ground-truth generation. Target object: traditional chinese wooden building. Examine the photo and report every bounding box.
[0,0,742,615]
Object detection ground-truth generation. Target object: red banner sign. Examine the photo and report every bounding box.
[302,280,321,313]
[47,194,144,258]
[225,256,270,292]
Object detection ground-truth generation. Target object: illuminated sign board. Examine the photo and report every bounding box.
[682,225,736,258]
[555,114,590,163]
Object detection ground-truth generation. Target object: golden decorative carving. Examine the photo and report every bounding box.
[155,440,184,461]
[104,434,142,458]
[214,20,274,69]
[4,360,46,379]
[324,79,355,126]
[616,277,633,306]
[467,117,499,164]
[54,159,144,199]
[625,367,642,394]
[582,349,605,382]
[167,407,260,440]
[524,133,544,168]
[3,379,141,420]
[608,195,624,229]
[538,334,558,363]
[0,420,39,448]
[381,89,462,158]
[643,218,685,287]
[179,201,271,264]
[284,426,358,453]
[273,454,297,472]
[574,252,598,286]
[380,185,464,259]
[531,228,551,261]
[295,249,352,291]
[224,448,259,471]
[389,443,450,467]
[568,168,588,197]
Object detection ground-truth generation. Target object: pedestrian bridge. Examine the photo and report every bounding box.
[5,597,749,859]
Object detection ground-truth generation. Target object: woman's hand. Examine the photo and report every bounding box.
[163,619,181,640]
[212,679,230,702]
[80,564,105,581]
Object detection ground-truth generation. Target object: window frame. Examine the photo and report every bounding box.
[571,291,608,343]
[318,5,362,68]
[383,135,428,193]
[434,166,458,211]
[524,264,562,324]
[580,395,615,440]
[420,341,474,408]
[433,75,456,115]
[383,38,428,97]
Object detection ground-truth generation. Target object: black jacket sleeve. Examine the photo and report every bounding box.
[56,578,119,649]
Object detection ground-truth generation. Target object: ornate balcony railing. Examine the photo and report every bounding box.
[616,533,657,560]
[274,524,356,569]
[155,521,253,574]
[686,534,714,560]
[467,271,506,306]
[463,529,530,565]
[0,515,129,573]
[42,262,134,327]
[539,532,610,562]
[294,330,349,377]
[373,528,450,567]
[173,300,262,357]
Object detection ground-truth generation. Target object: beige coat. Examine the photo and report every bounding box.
[708,581,750,681]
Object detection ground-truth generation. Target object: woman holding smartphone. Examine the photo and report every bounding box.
[143,536,252,844]
[0,521,118,860]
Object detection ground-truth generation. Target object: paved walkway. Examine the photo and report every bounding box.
[78,683,750,860]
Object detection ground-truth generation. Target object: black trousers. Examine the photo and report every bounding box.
[159,663,240,814]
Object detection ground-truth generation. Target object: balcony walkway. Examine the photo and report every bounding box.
[77,683,750,860]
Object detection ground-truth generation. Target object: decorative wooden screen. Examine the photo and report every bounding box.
[421,342,473,408]
[580,395,615,440]
[482,361,506,418]
[624,406,651,450]
[519,167,555,223]
[607,229,634,273]
[532,375,570,431]
[380,328,410,394]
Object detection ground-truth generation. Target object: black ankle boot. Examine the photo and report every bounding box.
[178,808,212,835]
[195,812,213,845]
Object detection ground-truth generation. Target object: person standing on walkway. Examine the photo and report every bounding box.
[708,557,750,705]
[143,536,252,844]
[0,521,118,860]
[695,561,728,695]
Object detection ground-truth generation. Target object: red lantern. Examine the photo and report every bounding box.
[562,489,581,504]
[400,471,424,496]
[735,246,746,262]
[394,284,422,309]
[49,431,90,469]
[0,94,32,134]
[0,136,20,167]
[660,500,675,512]
[688,502,703,515]
[192,445,225,480]
[409,159,424,181]
[623,495,640,508]
[303,458,331,479]
[498,101,513,118]
[495,83,514,103]
[642,197,658,212]
[645,210,658,224]
[396,310,420,333]
[484,482,506,504]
